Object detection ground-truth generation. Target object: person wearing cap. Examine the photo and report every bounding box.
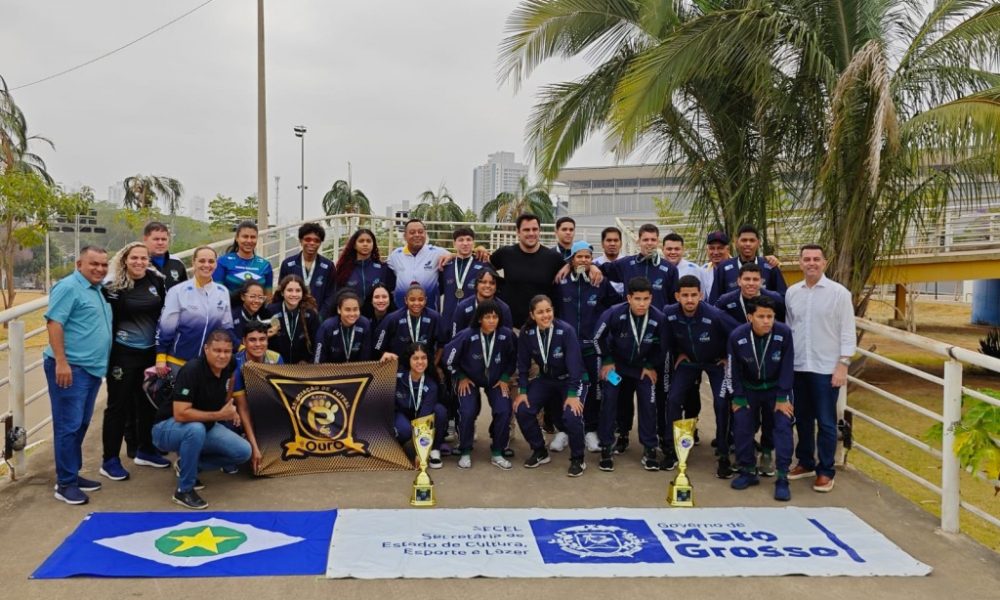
[712,225,788,301]
[702,230,732,304]
[554,240,621,453]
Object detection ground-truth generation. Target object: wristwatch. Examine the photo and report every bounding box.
[838,357,852,367]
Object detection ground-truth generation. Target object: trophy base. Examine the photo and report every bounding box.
[410,485,436,507]
[668,483,694,507]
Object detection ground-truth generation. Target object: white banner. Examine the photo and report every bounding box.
[326,507,931,578]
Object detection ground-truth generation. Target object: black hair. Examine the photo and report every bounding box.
[405,283,426,299]
[403,342,430,369]
[227,220,258,254]
[298,222,325,242]
[677,274,702,291]
[524,294,553,330]
[473,299,502,327]
[404,218,424,230]
[452,226,475,240]
[515,213,539,230]
[800,243,824,256]
[361,282,397,321]
[737,224,760,239]
[626,276,652,295]
[601,226,622,242]
[474,267,499,295]
[746,294,776,314]
[738,262,763,276]
[233,279,266,308]
[555,216,576,229]
[335,289,362,311]
[243,320,271,338]
[662,232,684,245]
[638,223,659,238]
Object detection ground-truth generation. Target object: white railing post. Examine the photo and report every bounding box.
[940,359,962,533]
[8,320,26,479]
[278,226,287,264]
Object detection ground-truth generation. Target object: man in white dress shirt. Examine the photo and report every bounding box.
[784,244,856,493]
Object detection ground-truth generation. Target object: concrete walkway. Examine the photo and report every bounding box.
[2,394,999,600]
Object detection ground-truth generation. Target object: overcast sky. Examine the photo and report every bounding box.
[0,0,615,220]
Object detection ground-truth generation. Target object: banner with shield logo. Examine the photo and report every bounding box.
[242,360,411,476]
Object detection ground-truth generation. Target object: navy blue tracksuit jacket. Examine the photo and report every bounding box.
[279,252,338,318]
[711,256,787,302]
[599,254,678,310]
[374,307,448,359]
[714,288,786,325]
[313,315,374,363]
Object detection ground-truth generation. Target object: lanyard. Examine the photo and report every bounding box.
[480,331,496,371]
[536,326,553,372]
[340,325,356,360]
[407,313,422,342]
[283,306,299,340]
[752,333,773,379]
[629,312,649,353]
[408,373,425,411]
[454,257,473,293]
[301,258,315,287]
[738,294,749,320]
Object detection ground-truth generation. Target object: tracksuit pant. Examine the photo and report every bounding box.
[733,390,793,475]
[516,378,586,461]
[601,374,657,450]
[666,363,726,454]
[457,385,512,453]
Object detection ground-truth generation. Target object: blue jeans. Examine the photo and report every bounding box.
[152,419,251,491]
[793,371,838,478]
[45,357,103,487]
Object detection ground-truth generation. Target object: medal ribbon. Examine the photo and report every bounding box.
[752,333,773,380]
[341,325,356,360]
[629,312,649,356]
[407,313,422,343]
[480,331,496,372]
[536,325,553,373]
[409,373,425,412]
[454,257,473,293]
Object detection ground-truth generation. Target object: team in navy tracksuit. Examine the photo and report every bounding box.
[727,298,795,498]
[554,247,621,440]
[514,313,587,470]
[662,276,741,472]
[593,280,665,470]
[715,287,786,324]
[443,303,517,462]
[449,294,514,337]
[393,370,447,452]
[711,256,787,302]
[341,258,394,302]
[314,313,374,363]
[374,305,448,366]
[279,252,338,319]
[439,255,488,324]
[599,252,678,310]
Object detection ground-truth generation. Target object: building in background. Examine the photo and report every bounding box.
[472,151,529,217]
[107,180,125,206]
[188,196,206,222]
[555,164,688,228]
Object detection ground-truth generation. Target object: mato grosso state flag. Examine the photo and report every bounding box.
[242,360,412,476]
[32,511,337,578]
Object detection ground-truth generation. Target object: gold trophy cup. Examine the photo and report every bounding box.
[410,414,436,507]
[667,418,697,507]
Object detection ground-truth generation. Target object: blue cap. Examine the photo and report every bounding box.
[567,240,593,262]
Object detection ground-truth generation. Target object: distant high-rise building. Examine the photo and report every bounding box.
[472,151,529,217]
[108,180,126,206]
[189,196,207,222]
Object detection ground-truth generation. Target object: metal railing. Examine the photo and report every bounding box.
[847,318,1000,534]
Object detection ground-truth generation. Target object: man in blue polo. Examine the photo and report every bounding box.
[44,246,113,505]
[387,218,451,306]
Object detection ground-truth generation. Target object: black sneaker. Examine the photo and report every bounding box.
[502,446,515,458]
[172,489,209,510]
[614,435,629,455]
[567,459,586,478]
[76,476,102,492]
[661,450,678,471]
[641,447,660,471]
[174,460,206,489]
[716,456,734,479]
[524,448,551,468]
[693,428,701,446]
[599,447,615,472]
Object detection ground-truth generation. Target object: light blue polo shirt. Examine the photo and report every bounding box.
[43,270,113,378]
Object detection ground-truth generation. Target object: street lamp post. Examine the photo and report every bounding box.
[294,125,307,221]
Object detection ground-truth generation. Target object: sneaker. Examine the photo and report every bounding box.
[134,450,171,469]
[661,450,678,471]
[54,485,89,505]
[599,447,615,472]
[788,464,815,480]
[757,451,775,477]
[172,489,209,510]
[641,447,660,471]
[502,447,515,458]
[774,478,791,501]
[444,421,458,444]
[568,459,586,477]
[458,454,472,469]
[221,464,240,475]
[491,455,513,470]
[693,428,701,446]
[428,449,443,469]
[99,457,130,481]
[716,456,734,480]
[614,435,629,455]
[524,448,551,468]
[173,460,205,489]
[584,432,600,453]
[76,476,102,492]
[731,471,760,490]
[548,431,569,452]
[813,475,836,493]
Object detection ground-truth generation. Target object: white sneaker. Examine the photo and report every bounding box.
[458,454,472,469]
[584,432,600,453]
[444,421,457,444]
[548,431,569,452]
[491,455,513,470]
[428,449,443,469]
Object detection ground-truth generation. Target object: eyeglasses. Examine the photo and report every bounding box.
[245,295,266,301]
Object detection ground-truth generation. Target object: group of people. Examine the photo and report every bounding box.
[43,213,855,510]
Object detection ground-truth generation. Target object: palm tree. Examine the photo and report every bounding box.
[500,0,1000,309]
[322,179,372,217]
[479,176,555,223]
[412,185,466,222]
[122,175,183,214]
[0,75,54,182]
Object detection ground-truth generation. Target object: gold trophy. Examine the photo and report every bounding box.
[410,414,436,507]
[667,418,697,507]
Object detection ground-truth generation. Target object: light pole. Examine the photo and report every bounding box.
[294,125,307,221]
[256,0,269,229]
[274,175,280,225]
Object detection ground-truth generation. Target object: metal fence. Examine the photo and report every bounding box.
[2,213,1000,541]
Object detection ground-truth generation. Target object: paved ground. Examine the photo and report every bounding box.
[2,390,1000,600]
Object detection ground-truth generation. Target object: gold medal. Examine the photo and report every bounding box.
[455,289,465,299]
